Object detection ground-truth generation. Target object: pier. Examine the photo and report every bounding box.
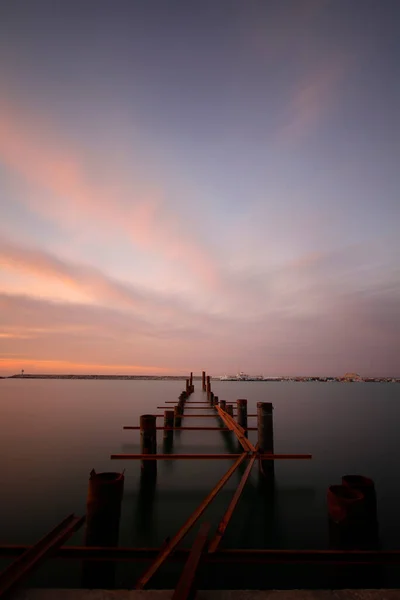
[0,371,393,598]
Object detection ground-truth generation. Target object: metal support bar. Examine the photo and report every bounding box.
[172,523,210,600]
[124,426,257,431]
[1,545,399,565]
[111,453,311,460]
[135,453,247,589]
[208,452,258,553]
[0,514,84,597]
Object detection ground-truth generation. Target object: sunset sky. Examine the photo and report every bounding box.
[0,0,399,376]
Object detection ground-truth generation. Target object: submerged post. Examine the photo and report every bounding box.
[82,469,124,588]
[202,371,206,391]
[164,410,174,441]
[257,402,274,477]
[174,404,183,428]
[140,414,157,475]
[237,399,248,431]
[206,375,211,398]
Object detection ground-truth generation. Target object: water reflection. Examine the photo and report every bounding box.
[133,470,157,542]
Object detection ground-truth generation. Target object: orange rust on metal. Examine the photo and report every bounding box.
[2,545,400,565]
[209,452,258,553]
[111,453,246,460]
[215,406,256,452]
[157,406,217,409]
[135,453,247,589]
[111,452,310,460]
[123,426,257,431]
[171,522,210,600]
[0,514,84,597]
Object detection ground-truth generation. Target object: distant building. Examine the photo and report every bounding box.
[342,372,362,382]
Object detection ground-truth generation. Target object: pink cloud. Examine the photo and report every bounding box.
[277,59,346,144]
[0,98,219,288]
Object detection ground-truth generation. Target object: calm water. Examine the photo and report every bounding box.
[1,379,399,589]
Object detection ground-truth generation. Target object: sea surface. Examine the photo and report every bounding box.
[0,379,399,589]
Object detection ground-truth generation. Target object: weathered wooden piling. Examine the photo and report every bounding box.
[226,404,233,417]
[189,372,193,387]
[82,469,124,588]
[237,399,248,430]
[257,402,274,477]
[202,371,206,391]
[210,392,215,406]
[163,410,174,441]
[186,379,190,395]
[214,396,219,406]
[174,405,183,428]
[220,400,226,411]
[206,375,211,398]
[140,415,157,475]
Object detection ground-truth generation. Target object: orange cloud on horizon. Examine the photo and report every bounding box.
[0,357,176,376]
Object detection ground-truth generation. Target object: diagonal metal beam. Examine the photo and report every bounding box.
[172,523,210,600]
[0,514,84,597]
[208,452,258,553]
[135,453,247,589]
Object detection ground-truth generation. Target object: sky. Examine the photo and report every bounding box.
[0,0,399,377]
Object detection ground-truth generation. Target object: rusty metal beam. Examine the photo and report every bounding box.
[111,453,245,460]
[111,453,311,460]
[135,453,247,589]
[209,452,258,553]
[1,545,400,565]
[172,523,210,600]
[0,514,84,597]
[157,406,216,410]
[215,406,256,452]
[123,426,257,431]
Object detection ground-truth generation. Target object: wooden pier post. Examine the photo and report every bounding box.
[174,405,183,428]
[226,404,233,417]
[210,392,215,406]
[237,399,248,431]
[220,400,226,412]
[163,410,174,441]
[82,470,124,588]
[202,371,206,391]
[206,376,211,398]
[190,372,193,387]
[214,396,219,406]
[186,379,190,395]
[257,402,274,477]
[140,415,157,475]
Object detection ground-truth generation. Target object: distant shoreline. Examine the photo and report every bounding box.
[2,374,399,382]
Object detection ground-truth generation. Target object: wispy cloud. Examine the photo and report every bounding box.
[277,59,345,143]
[0,97,219,288]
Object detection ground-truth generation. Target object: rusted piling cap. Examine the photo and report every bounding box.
[140,414,157,431]
[327,484,364,523]
[87,470,125,507]
[342,475,377,517]
[257,402,273,413]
